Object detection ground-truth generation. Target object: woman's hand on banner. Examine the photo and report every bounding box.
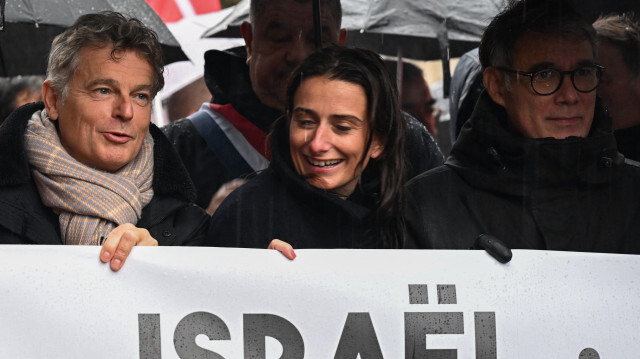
[268,239,296,260]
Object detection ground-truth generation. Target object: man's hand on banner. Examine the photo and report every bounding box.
[268,239,296,260]
[100,223,158,271]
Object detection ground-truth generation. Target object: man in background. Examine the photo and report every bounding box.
[163,0,443,210]
[593,12,640,161]
[385,60,438,136]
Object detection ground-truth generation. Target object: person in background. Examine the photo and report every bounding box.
[404,0,640,254]
[0,75,44,124]
[162,0,443,211]
[208,46,407,253]
[448,48,484,143]
[0,12,210,270]
[384,60,438,136]
[593,12,640,161]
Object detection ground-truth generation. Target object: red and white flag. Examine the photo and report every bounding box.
[146,0,221,23]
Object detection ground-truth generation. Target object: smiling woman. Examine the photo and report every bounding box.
[207,46,408,250]
[289,76,384,198]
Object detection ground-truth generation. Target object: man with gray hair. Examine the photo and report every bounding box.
[593,12,640,161]
[163,0,444,213]
[404,0,640,254]
[0,12,210,270]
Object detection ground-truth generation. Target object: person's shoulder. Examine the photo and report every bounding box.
[406,164,451,188]
[403,113,442,156]
[160,114,209,162]
[161,117,199,140]
[402,112,445,175]
[161,104,231,143]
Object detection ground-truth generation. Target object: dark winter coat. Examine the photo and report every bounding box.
[404,92,640,254]
[207,118,388,249]
[163,47,444,209]
[0,102,210,245]
[614,124,640,162]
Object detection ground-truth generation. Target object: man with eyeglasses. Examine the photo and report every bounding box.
[402,0,640,255]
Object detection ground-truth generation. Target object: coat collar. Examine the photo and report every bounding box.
[447,92,623,195]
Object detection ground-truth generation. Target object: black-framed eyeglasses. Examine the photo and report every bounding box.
[496,65,605,96]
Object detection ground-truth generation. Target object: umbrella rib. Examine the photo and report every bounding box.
[362,0,376,32]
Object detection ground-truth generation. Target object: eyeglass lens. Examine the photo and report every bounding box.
[531,67,600,95]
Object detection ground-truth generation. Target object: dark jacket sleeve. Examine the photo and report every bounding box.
[139,196,211,247]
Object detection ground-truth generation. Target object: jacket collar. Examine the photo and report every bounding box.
[447,92,623,195]
[203,47,282,133]
[0,102,196,202]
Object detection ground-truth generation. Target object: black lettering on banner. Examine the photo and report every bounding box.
[409,284,429,304]
[437,285,457,305]
[334,313,384,359]
[579,348,600,359]
[173,311,230,359]
[474,312,497,359]
[139,314,161,359]
[243,314,304,359]
[404,312,464,359]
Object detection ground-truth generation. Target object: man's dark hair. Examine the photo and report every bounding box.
[384,60,424,84]
[250,0,342,28]
[479,0,597,70]
[285,46,407,249]
[593,12,640,76]
[46,11,165,100]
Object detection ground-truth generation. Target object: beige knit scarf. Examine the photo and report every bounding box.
[24,110,154,245]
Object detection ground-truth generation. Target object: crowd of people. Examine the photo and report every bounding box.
[1,0,639,270]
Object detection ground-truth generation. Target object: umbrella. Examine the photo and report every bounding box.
[0,0,188,76]
[202,0,504,61]
[342,0,504,60]
[202,0,640,60]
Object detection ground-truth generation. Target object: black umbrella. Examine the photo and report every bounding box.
[202,0,504,61]
[0,0,188,76]
[202,0,504,97]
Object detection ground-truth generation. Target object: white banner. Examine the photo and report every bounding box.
[0,246,638,358]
